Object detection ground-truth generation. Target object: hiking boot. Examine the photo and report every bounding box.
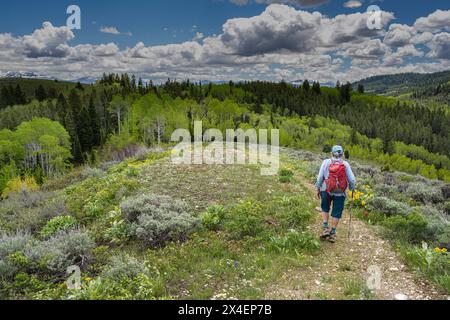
[328,233,337,243]
[320,228,331,240]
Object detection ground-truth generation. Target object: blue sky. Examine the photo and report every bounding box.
[1,0,448,47]
[0,0,449,83]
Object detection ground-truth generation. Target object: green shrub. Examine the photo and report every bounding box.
[40,216,78,238]
[443,201,450,215]
[24,230,95,274]
[406,183,444,204]
[101,254,148,281]
[104,220,132,245]
[70,273,163,300]
[269,230,320,254]
[0,232,33,280]
[400,245,449,294]
[0,273,54,299]
[278,169,294,183]
[200,205,226,231]
[373,184,402,199]
[276,196,313,229]
[224,200,266,239]
[366,196,412,216]
[0,191,60,233]
[101,209,132,245]
[382,213,431,243]
[71,253,166,300]
[121,194,198,246]
[0,232,32,260]
[2,176,39,199]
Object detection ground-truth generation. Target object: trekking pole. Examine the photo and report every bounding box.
[348,191,354,241]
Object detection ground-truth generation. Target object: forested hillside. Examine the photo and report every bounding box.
[1,74,449,194]
[352,70,450,105]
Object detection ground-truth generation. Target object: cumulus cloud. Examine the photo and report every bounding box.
[0,5,449,84]
[383,24,415,47]
[22,22,74,58]
[414,9,450,33]
[341,39,390,60]
[427,33,450,60]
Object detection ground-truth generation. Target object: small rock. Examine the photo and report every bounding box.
[395,294,408,300]
[315,280,321,286]
[389,267,399,271]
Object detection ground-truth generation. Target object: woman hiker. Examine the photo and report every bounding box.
[316,145,356,243]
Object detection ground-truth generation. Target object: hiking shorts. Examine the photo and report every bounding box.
[320,192,346,219]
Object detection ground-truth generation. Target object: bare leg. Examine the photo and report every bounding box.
[322,212,330,225]
[331,217,340,229]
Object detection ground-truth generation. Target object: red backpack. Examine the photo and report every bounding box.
[326,160,348,193]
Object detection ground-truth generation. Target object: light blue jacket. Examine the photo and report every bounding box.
[315,158,356,197]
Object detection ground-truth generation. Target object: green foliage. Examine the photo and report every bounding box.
[224,200,266,239]
[70,273,164,300]
[2,176,39,198]
[275,195,314,230]
[269,230,320,254]
[444,201,450,215]
[0,191,65,233]
[40,216,78,238]
[406,183,444,204]
[102,209,132,245]
[23,230,95,274]
[200,205,226,231]
[366,196,412,216]
[120,194,198,247]
[382,213,431,243]
[64,166,139,222]
[278,168,294,183]
[400,245,450,294]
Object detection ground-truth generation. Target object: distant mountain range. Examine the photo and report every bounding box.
[0,71,96,84]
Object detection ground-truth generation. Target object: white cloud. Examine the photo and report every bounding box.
[0,5,449,84]
[343,1,362,9]
[414,9,450,33]
[22,22,74,58]
[100,26,132,36]
[192,32,204,41]
[427,33,450,60]
[383,24,415,47]
[395,44,423,58]
[342,39,390,60]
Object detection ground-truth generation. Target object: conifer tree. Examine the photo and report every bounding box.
[35,84,47,102]
[88,95,101,147]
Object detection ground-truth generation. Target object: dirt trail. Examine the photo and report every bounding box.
[266,176,448,300]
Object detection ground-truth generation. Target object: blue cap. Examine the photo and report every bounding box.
[332,145,344,155]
